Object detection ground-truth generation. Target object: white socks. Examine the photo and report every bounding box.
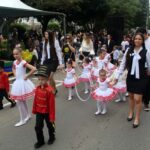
[84,82,90,94]
[115,93,126,102]
[15,101,31,127]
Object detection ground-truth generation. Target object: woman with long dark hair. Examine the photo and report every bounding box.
[115,33,150,128]
[41,31,61,94]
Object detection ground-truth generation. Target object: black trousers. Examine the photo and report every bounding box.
[0,89,14,108]
[35,113,55,143]
[143,77,150,105]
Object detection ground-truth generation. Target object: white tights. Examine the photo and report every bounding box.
[68,88,73,98]
[85,82,90,91]
[96,101,107,112]
[16,101,30,122]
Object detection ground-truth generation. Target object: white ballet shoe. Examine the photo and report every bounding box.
[94,110,101,115]
[84,90,89,94]
[67,96,72,101]
[125,92,129,97]
[14,120,26,127]
[115,99,121,103]
[101,109,107,115]
[24,115,31,122]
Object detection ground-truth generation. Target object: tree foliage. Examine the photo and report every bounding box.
[21,0,148,30]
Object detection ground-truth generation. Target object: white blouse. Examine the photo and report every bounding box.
[116,47,150,79]
[41,38,62,65]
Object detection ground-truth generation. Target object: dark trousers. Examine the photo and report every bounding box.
[0,89,14,109]
[143,77,150,105]
[35,113,55,144]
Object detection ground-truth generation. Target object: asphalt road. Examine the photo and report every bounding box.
[0,70,150,150]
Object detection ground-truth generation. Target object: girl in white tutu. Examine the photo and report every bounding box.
[92,69,117,115]
[112,68,127,102]
[78,57,91,94]
[63,59,77,100]
[10,47,36,127]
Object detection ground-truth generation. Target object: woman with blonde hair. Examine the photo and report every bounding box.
[79,33,95,59]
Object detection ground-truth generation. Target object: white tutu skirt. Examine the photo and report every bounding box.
[113,81,126,93]
[10,79,35,101]
[107,63,116,70]
[63,78,77,88]
[78,73,91,82]
[92,88,117,102]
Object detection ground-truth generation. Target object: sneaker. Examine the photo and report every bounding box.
[34,142,45,149]
[94,110,101,115]
[14,120,27,127]
[115,99,121,103]
[48,137,56,145]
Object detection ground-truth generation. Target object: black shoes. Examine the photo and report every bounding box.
[133,123,139,128]
[10,102,16,108]
[0,107,3,110]
[48,137,56,145]
[34,142,45,149]
[127,116,134,121]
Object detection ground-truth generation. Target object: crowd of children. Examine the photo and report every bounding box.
[0,44,127,149]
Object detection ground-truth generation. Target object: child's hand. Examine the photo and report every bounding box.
[24,75,28,80]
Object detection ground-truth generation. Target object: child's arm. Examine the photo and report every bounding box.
[24,63,37,80]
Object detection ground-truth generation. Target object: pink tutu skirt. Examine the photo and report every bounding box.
[92,88,117,102]
[113,81,126,93]
[63,78,78,88]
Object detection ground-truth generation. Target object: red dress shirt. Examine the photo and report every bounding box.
[32,84,55,122]
[0,71,9,92]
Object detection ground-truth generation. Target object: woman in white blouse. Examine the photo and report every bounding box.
[41,31,61,94]
[79,33,95,58]
[115,33,150,128]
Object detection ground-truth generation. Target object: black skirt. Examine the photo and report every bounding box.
[43,58,59,74]
[126,77,148,94]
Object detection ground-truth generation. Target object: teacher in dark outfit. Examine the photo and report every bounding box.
[41,31,59,94]
[115,33,150,128]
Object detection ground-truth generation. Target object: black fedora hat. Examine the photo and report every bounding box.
[0,60,4,69]
[35,65,49,78]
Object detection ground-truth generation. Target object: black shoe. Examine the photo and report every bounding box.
[0,107,3,110]
[10,102,16,108]
[34,142,45,149]
[144,104,150,112]
[133,123,139,128]
[54,90,58,96]
[127,117,133,121]
[127,114,134,121]
[48,137,56,145]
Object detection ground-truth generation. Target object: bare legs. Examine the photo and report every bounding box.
[128,92,142,126]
